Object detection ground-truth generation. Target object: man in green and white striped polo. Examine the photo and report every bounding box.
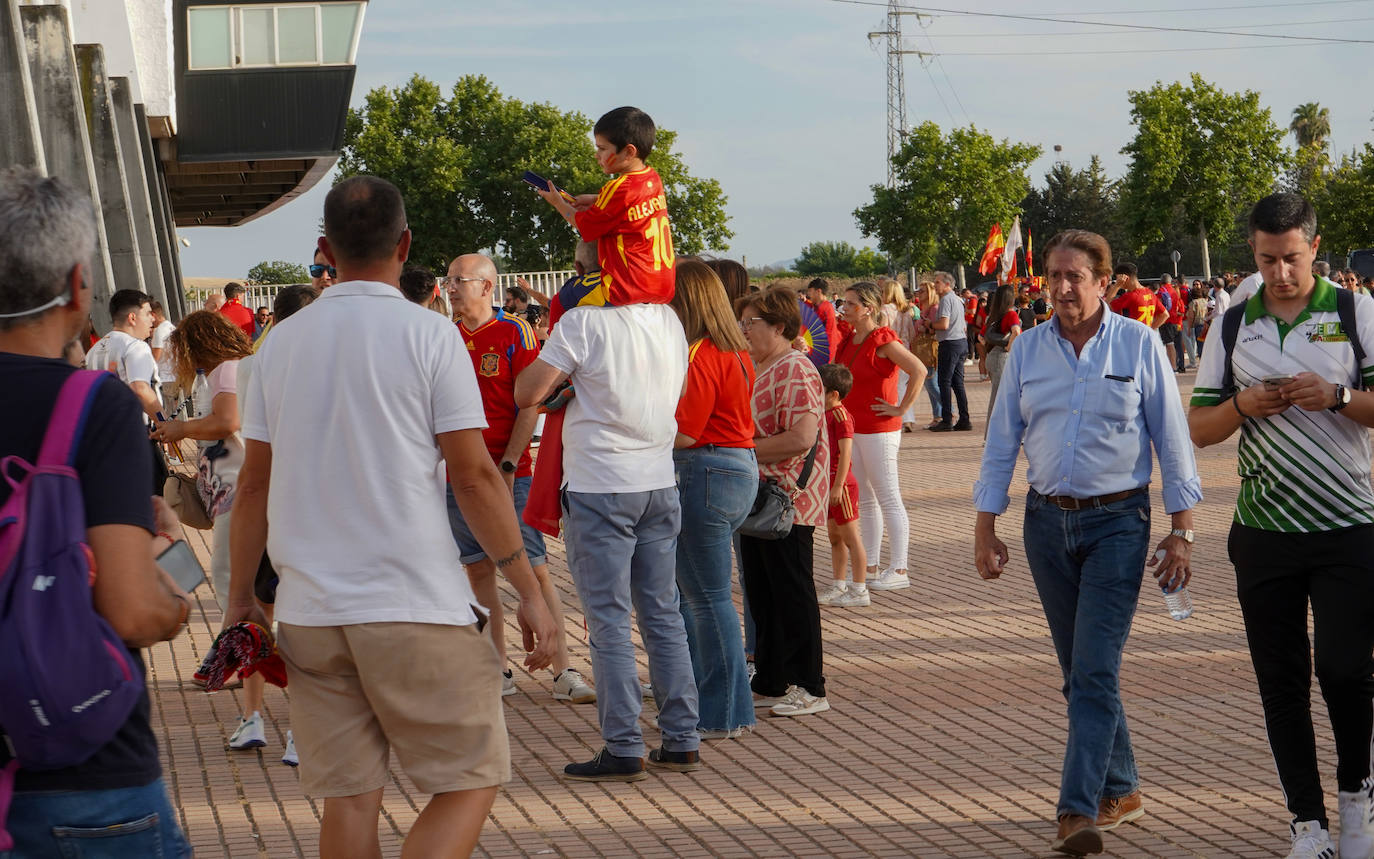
[1189,192,1374,859]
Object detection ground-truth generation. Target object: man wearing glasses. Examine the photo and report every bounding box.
[309,247,335,291]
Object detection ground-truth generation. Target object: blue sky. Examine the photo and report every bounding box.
[180,0,1374,276]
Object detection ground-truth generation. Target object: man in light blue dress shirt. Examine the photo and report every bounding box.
[972,229,1202,857]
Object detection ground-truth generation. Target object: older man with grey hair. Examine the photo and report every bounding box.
[0,168,193,855]
[928,271,972,431]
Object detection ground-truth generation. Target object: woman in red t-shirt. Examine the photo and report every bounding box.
[669,260,758,737]
[979,284,1021,436]
[833,282,928,592]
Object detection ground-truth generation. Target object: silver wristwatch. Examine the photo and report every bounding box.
[1170,528,1194,544]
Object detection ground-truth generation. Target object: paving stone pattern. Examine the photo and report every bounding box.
[159,370,1335,857]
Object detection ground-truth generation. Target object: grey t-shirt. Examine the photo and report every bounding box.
[935,292,966,342]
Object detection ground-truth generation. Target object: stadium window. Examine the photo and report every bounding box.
[187,3,365,70]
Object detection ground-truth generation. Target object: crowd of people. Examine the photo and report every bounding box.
[2,120,1372,859]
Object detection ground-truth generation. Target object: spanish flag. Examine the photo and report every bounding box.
[1026,229,1034,277]
[978,224,1005,276]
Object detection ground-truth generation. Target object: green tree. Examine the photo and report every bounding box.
[795,240,857,275]
[1314,145,1374,259]
[1290,102,1331,150]
[1020,156,1124,255]
[852,246,888,276]
[1119,74,1287,277]
[338,74,732,272]
[246,260,308,284]
[854,121,1041,276]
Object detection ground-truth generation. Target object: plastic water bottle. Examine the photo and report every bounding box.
[191,369,211,420]
[1155,549,1194,620]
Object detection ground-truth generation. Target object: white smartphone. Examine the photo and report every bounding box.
[156,539,206,593]
[1262,374,1296,390]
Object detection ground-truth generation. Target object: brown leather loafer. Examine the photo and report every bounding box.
[1096,790,1145,831]
[1051,814,1104,856]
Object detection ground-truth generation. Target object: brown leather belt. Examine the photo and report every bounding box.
[1036,486,1147,511]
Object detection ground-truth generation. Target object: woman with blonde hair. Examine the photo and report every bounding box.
[669,259,759,738]
[911,280,943,428]
[834,281,928,593]
[879,280,919,431]
[150,312,269,751]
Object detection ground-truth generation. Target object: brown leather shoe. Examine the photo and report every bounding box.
[1096,790,1145,831]
[1051,814,1104,856]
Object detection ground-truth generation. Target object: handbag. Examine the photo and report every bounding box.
[737,431,820,540]
[164,472,213,530]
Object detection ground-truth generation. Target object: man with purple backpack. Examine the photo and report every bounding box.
[0,169,193,856]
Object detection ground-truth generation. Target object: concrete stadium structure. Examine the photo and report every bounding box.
[0,0,367,328]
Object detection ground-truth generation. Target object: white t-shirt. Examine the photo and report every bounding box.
[1232,273,1262,303]
[537,303,688,493]
[242,280,488,627]
[151,320,175,383]
[85,329,159,422]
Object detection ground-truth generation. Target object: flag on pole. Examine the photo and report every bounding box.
[999,216,1023,283]
[1025,229,1034,277]
[978,224,1005,276]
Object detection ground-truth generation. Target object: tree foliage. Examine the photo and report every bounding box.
[1290,102,1331,150]
[338,74,732,272]
[794,240,887,276]
[1119,74,1287,260]
[246,260,308,284]
[1314,145,1374,258]
[854,122,1041,272]
[1020,156,1124,253]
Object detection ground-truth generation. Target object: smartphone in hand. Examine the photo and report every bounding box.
[523,171,574,203]
[1262,374,1295,390]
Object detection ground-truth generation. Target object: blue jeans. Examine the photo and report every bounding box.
[445,476,547,567]
[3,778,191,858]
[1022,489,1150,818]
[922,367,942,420]
[673,446,757,732]
[562,488,699,757]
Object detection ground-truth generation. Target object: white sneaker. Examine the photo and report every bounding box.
[228,711,265,750]
[869,568,910,591]
[552,668,596,704]
[832,585,870,607]
[816,582,848,605]
[1339,777,1374,859]
[1286,821,1335,859]
[753,686,794,709]
[770,687,830,718]
[501,669,517,697]
[641,680,654,699]
[746,662,756,681]
[700,726,748,740]
[281,730,298,767]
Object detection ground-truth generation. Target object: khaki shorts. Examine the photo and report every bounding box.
[278,621,510,797]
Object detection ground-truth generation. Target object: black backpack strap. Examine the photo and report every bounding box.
[1220,302,1247,396]
[1334,287,1367,390]
[795,430,821,491]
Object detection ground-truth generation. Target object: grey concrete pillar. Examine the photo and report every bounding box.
[21,3,115,331]
[109,77,167,312]
[1,0,44,171]
[74,44,145,303]
[134,102,184,320]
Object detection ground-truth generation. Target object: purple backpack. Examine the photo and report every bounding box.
[0,370,144,772]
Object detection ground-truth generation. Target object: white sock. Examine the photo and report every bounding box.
[850,583,868,593]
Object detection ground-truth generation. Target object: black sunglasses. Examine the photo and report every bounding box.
[309,264,337,279]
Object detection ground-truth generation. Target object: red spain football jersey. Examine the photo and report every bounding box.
[574,166,675,306]
[457,310,540,477]
[1109,287,1167,328]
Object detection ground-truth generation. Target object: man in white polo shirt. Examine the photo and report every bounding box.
[1189,192,1374,859]
[225,176,556,858]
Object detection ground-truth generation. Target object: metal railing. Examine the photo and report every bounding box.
[185,270,577,312]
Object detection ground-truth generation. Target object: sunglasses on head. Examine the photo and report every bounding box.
[309,263,337,278]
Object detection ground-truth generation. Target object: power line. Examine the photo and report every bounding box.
[920,59,957,124]
[826,0,1374,43]
[830,0,1374,16]
[916,16,1374,37]
[932,39,1343,56]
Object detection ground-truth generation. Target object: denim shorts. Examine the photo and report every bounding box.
[445,475,547,567]
[2,778,191,858]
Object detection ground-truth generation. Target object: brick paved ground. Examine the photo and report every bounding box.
[157,368,1335,857]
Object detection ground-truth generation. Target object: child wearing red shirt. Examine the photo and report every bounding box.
[815,364,869,608]
[535,107,675,323]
